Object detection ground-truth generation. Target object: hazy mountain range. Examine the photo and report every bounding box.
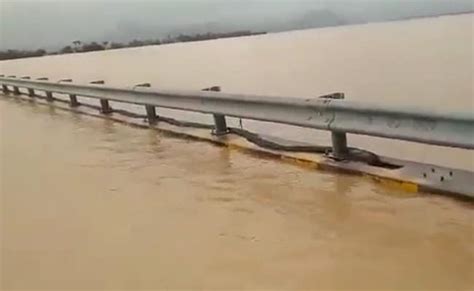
[1,0,472,50]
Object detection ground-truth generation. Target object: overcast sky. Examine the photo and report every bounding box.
[1,0,472,50]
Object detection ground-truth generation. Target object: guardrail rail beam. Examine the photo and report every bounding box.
[0,76,472,150]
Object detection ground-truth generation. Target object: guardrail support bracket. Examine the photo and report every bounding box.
[28,88,35,97]
[2,85,9,93]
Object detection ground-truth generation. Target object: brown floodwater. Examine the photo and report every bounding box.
[1,94,473,290]
[1,14,474,290]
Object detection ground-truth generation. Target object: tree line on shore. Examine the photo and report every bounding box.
[0,31,265,61]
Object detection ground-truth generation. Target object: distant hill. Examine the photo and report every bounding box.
[104,9,348,44]
[270,9,347,31]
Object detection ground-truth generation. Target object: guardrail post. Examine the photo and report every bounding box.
[331,132,348,159]
[27,84,35,96]
[59,79,79,107]
[213,114,228,136]
[100,99,112,114]
[20,77,35,97]
[145,105,157,123]
[203,86,229,136]
[7,75,18,94]
[91,80,112,114]
[35,77,54,101]
[320,92,349,159]
[135,83,157,124]
[46,91,54,102]
[13,86,20,95]
[69,94,79,107]
[1,75,10,93]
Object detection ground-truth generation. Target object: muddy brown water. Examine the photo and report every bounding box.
[1,14,473,290]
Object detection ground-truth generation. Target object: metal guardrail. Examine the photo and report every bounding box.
[1,75,473,158]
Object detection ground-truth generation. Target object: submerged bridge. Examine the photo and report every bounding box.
[1,75,473,199]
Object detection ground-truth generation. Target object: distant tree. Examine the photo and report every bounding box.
[34,49,47,56]
[0,30,266,61]
[60,46,74,54]
[0,48,46,60]
[0,50,16,60]
[162,34,175,44]
[110,42,125,49]
[176,34,193,42]
[128,39,145,47]
[72,40,82,52]
[80,42,105,52]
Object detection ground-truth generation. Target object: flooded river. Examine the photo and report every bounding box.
[1,14,474,290]
[1,13,473,170]
[2,95,474,290]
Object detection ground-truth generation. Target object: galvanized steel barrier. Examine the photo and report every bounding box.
[1,75,473,158]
